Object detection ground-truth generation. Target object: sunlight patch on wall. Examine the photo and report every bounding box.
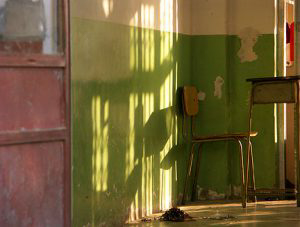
[130,12,139,71]
[142,152,153,216]
[159,71,174,210]
[126,93,138,181]
[142,92,154,216]
[129,191,140,222]
[126,0,179,219]
[130,4,155,72]
[274,104,278,144]
[102,0,114,18]
[160,0,174,64]
[142,93,155,126]
[160,71,173,109]
[175,0,179,40]
[91,96,109,192]
[141,4,155,72]
[160,134,173,210]
[160,0,173,32]
[174,62,178,145]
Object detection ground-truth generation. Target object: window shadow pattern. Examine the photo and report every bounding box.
[71,1,191,226]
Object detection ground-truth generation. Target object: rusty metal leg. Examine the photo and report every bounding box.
[182,143,197,205]
[245,87,254,207]
[236,139,246,208]
[192,143,202,201]
[249,141,257,202]
[246,140,251,202]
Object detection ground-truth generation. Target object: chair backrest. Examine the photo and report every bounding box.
[183,86,198,116]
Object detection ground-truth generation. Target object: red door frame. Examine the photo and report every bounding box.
[0,0,71,226]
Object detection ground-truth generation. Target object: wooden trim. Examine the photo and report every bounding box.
[0,55,66,68]
[63,0,71,226]
[0,128,67,146]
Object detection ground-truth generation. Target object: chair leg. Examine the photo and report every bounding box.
[249,141,257,202]
[192,143,202,201]
[236,139,246,208]
[245,90,254,207]
[182,143,196,205]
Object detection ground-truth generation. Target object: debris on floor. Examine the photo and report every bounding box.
[202,213,236,220]
[159,207,193,222]
[141,218,152,222]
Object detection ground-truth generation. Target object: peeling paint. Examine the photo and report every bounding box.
[232,185,242,197]
[229,185,242,198]
[197,91,206,101]
[197,187,226,200]
[208,189,225,200]
[214,76,224,99]
[238,27,260,62]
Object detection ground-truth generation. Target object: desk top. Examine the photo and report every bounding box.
[247,76,300,83]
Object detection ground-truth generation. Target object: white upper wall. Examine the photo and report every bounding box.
[72,0,192,34]
[192,0,275,35]
[192,0,227,35]
[72,0,275,35]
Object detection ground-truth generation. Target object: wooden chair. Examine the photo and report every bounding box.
[181,86,257,208]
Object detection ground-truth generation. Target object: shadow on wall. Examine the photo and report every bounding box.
[72,0,191,226]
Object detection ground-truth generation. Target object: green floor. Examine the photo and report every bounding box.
[128,201,300,226]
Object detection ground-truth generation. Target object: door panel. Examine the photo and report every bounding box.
[0,68,65,131]
[0,142,64,227]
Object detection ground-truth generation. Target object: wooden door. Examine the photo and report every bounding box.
[0,1,70,226]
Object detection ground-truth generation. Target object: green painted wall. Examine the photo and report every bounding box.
[191,35,231,197]
[191,34,275,196]
[227,34,276,189]
[71,8,276,227]
[71,17,191,226]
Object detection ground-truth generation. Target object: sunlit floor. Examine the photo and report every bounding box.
[128,200,300,226]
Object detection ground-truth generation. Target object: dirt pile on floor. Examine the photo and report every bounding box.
[160,208,192,222]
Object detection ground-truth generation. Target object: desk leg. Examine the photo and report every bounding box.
[296,82,300,206]
[246,87,254,206]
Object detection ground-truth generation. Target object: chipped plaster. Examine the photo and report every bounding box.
[237,27,260,63]
[214,76,224,99]
[197,187,226,200]
[198,91,206,101]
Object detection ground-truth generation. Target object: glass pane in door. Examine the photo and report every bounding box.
[0,0,63,55]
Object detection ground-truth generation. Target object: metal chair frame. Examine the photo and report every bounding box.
[181,86,256,208]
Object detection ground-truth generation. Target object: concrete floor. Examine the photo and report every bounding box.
[128,201,300,226]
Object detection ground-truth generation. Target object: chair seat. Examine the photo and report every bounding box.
[192,131,258,142]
